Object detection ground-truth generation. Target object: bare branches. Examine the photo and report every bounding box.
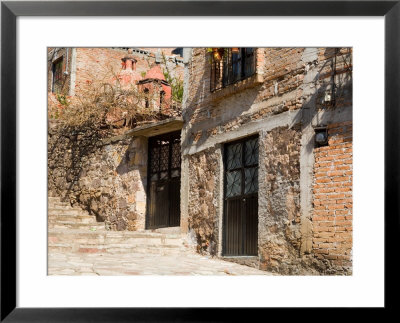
[48,64,178,138]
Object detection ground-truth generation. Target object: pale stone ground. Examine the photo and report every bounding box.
[48,252,273,276]
[48,196,273,276]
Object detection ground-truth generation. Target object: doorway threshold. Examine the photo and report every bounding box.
[220,256,259,269]
[221,256,258,258]
[147,226,181,234]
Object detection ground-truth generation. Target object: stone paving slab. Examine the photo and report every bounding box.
[48,252,274,276]
[48,196,274,276]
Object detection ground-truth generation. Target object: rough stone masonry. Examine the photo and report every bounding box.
[181,47,352,275]
[48,47,352,275]
[48,48,184,231]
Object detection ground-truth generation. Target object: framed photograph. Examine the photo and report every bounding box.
[1,0,397,321]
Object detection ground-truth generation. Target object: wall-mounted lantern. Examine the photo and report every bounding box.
[314,125,328,147]
[211,48,224,61]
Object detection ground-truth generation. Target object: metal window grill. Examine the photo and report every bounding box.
[52,58,64,94]
[210,48,256,92]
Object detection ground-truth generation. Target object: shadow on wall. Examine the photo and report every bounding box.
[181,47,353,273]
[182,48,352,153]
[182,50,261,150]
[48,123,149,231]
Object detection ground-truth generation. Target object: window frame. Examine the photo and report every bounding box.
[51,57,64,94]
[210,47,256,92]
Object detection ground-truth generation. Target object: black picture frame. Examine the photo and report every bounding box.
[1,1,397,321]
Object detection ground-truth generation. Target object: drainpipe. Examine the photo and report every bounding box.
[69,48,77,96]
[64,47,69,76]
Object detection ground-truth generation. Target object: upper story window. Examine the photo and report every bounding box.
[171,48,183,57]
[160,90,165,107]
[144,88,150,109]
[210,48,256,92]
[52,57,64,94]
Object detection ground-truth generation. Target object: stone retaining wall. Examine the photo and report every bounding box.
[48,121,148,231]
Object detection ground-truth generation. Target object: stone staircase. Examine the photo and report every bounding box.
[48,196,106,231]
[48,196,194,256]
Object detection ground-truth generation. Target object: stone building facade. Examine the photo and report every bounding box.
[48,47,184,231]
[180,48,352,275]
[48,47,352,275]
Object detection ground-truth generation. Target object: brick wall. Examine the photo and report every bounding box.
[75,48,128,93]
[312,121,353,273]
[184,47,352,149]
[73,48,183,93]
[48,47,184,105]
[185,48,305,130]
[315,48,353,110]
[183,47,353,275]
[261,48,305,104]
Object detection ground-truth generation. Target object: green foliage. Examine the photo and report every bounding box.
[161,54,184,103]
[163,70,183,103]
[56,94,69,106]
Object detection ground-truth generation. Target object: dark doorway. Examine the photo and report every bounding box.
[223,136,259,256]
[146,131,181,229]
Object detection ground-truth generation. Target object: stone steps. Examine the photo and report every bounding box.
[48,229,183,242]
[48,244,189,255]
[49,222,106,231]
[49,204,74,210]
[48,228,188,255]
[48,208,88,216]
[48,236,183,247]
[48,215,98,224]
[48,195,193,256]
[48,196,100,230]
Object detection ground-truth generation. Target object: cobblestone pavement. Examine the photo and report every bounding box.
[48,252,273,275]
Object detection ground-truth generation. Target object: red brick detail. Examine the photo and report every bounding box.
[312,121,353,268]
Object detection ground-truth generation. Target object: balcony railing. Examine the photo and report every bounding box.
[210,48,256,92]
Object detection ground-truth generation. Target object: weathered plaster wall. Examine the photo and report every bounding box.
[48,121,148,231]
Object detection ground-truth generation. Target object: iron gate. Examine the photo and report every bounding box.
[223,136,259,256]
[146,131,181,229]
